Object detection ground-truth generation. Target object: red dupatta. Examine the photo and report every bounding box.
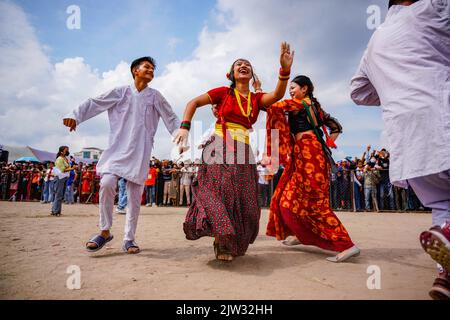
[265,98,338,240]
[265,98,308,166]
[266,97,336,166]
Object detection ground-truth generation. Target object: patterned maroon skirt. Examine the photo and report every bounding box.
[183,135,261,257]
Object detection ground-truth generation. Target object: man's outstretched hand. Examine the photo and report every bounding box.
[63,118,77,132]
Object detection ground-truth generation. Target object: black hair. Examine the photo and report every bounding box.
[56,146,69,159]
[388,0,419,8]
[291,75,323,111]
[227,59,254,89]
[130,56,156,79]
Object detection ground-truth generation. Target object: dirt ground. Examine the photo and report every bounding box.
[0,201,437,300]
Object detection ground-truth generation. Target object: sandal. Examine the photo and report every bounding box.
[123,240,140,254]
[429,277,450,300]
[420,227,450,271]
[86,234,114,252]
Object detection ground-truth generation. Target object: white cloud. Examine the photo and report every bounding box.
[0,2,133,154]
[0,0,384,161]
[167,37,183,53]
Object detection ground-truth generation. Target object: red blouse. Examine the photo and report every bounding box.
[207,86,265,129]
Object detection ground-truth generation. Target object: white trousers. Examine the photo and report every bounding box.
[179,184,191,205]
[408,170,450,227]
[99,173,144,241]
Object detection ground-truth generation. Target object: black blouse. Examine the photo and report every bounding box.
[288,105,342,135]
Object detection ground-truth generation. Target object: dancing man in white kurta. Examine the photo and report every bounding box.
[351,0,450,299]
[63,56,180,254]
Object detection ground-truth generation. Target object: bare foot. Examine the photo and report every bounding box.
[214,237,233,262]
[217,252,233,262]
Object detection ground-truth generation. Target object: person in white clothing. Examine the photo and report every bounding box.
[351,0,450,299]
[179,162,195,206]
[41,162,56,204]
[63,56,180,254]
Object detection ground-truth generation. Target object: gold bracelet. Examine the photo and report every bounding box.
[278,75,290,81]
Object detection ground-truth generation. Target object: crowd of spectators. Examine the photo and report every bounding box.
[329,145,425,212]
[255,145,426,212]
[0,157,97,204]
[0,157,200,208]
[0,145,426,212]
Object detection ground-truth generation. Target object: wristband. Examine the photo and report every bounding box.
[279,67,291,77]
[278,75,290,81]
[180,121,191,130]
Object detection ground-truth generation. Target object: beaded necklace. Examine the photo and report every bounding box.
[234,89,253,119]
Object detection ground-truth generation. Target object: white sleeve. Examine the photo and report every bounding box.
[154,91,181,137]
[350,50,381,106]
[353,172,362,187]
[430,0,448,15]
[64,87,124,125]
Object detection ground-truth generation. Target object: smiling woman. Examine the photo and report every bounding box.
[175,42,294,262]
[265,75,360,263]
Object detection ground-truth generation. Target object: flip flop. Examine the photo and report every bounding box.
[86,234,114,252]
[420,228,450,271]
[123,240,140,254]
[326,245,360,263]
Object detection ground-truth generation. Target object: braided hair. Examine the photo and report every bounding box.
[291,75,324,115]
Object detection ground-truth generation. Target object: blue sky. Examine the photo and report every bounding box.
[14,0,216,73]
[0,0,389,160]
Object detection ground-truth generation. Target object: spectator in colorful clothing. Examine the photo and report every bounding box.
[145,164,158,207]
[30,168,41,201]
[363,164,380,212]
[52,146,75,216]
[64,167,76,205]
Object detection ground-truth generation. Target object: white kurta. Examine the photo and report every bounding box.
[350,0,450,187]
[65,84,180,185]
